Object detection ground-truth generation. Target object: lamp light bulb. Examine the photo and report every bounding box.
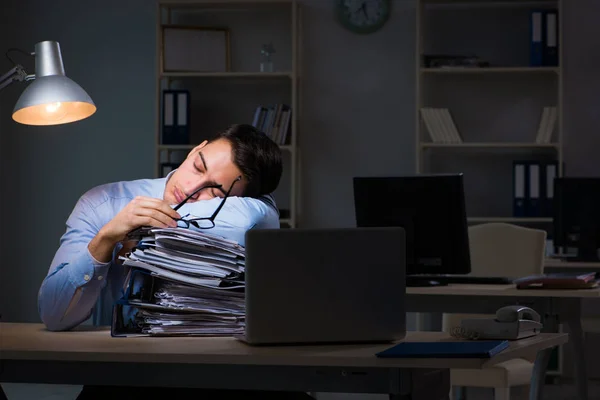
[40,101,68,122]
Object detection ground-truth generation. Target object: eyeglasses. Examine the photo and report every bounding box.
[175,175,242,230]
[125,175,242,239]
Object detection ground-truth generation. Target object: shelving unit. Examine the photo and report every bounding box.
[156,0,301,228]
[415,0,565,377]
[415,0,564,227]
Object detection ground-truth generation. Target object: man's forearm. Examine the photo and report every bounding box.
[39,250,111,331]
[88,226,119,263]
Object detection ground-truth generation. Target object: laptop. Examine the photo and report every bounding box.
[236,227,406,345]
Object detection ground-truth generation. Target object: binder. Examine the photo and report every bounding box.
[162,90,190,145]
[529,10,544,67]
[513,161,527,217]
[543,9,559,66]
[527,161,541,217]
[542,161,558,217]
[160,162,180,178]
[376,340,509,359]
[251,106,262,127]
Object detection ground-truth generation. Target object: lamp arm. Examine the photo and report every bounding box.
[0,64,32,92]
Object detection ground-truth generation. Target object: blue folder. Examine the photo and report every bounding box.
[376,340,509,359]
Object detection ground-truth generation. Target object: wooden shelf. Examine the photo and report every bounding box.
[420,67,559,74]
[156,0,300,228]
[468,217,552,223]
[420,142,559,149]
[160,72,293,78]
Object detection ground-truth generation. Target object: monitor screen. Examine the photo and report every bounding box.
[553,177,600,261]
[353,174,471,276]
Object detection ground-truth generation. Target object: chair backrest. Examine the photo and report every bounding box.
[443,222,547,333]
[467,222,547,278]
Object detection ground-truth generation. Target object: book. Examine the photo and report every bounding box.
[375,340,509,359]
[514,272,598,289]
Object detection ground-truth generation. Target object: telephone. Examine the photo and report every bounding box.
[459,306,543,340]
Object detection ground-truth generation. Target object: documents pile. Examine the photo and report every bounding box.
[111,227,246,337]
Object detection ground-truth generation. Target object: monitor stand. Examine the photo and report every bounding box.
[406,276,449,287]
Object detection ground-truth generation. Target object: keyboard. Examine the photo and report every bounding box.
[409,274,514,285]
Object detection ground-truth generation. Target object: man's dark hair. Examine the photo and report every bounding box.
[209,124,283,197]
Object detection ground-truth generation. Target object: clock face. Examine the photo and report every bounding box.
[336,0,391,34]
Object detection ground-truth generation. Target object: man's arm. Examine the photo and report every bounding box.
[38,193,181,331]
[38,197,112,331]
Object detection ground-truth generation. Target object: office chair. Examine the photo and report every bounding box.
[445,222,547,400]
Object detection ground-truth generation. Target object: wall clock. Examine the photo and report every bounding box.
[336,0,391,34]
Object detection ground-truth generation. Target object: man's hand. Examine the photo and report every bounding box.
[88,196,181,263]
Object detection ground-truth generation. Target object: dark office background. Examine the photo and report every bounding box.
[0,0,599,388]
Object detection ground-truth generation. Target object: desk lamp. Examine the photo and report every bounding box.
[0,40,95,125]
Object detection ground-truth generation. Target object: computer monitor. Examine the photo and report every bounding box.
[553,177,600,261]
[353,173,471,287]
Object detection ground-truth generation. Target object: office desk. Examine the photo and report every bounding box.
[407,284,600,400]
[0,323,567,400]
[543,261,600,333]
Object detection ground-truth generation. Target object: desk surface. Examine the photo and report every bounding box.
[0,323,567,370]
[406,284,600,298]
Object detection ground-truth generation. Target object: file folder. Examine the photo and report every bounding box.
[527,161,541,216]
[543,10,559,66]
[542,161,558,217]
[160,162,179,178]
[162,90,190,144]
[376,340,509,359]
[513,161,527,217]
[529,10,544,67]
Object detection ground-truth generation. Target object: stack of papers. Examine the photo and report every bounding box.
[111,227,246,337]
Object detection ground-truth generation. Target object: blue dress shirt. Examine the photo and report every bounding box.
[38,174,280,331]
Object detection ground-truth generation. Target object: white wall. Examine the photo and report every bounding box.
[299,1,416,228]
[0,0,157,322]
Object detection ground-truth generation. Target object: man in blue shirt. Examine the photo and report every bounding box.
[37,124,312,399]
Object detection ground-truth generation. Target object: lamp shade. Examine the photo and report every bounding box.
[12,41,96,126]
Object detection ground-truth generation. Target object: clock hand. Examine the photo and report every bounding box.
[361,2,368,18]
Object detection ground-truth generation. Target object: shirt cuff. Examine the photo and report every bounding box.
[67,250,111,288]
[88,247,111,267]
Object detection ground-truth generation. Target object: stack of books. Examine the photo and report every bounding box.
[111,228,246,337]
[251,104,292,145]
[420,107,463,144]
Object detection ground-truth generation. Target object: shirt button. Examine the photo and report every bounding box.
[83,274,91,281]
[97,276,103,280]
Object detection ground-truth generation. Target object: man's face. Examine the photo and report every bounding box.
[163,139,247,205]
